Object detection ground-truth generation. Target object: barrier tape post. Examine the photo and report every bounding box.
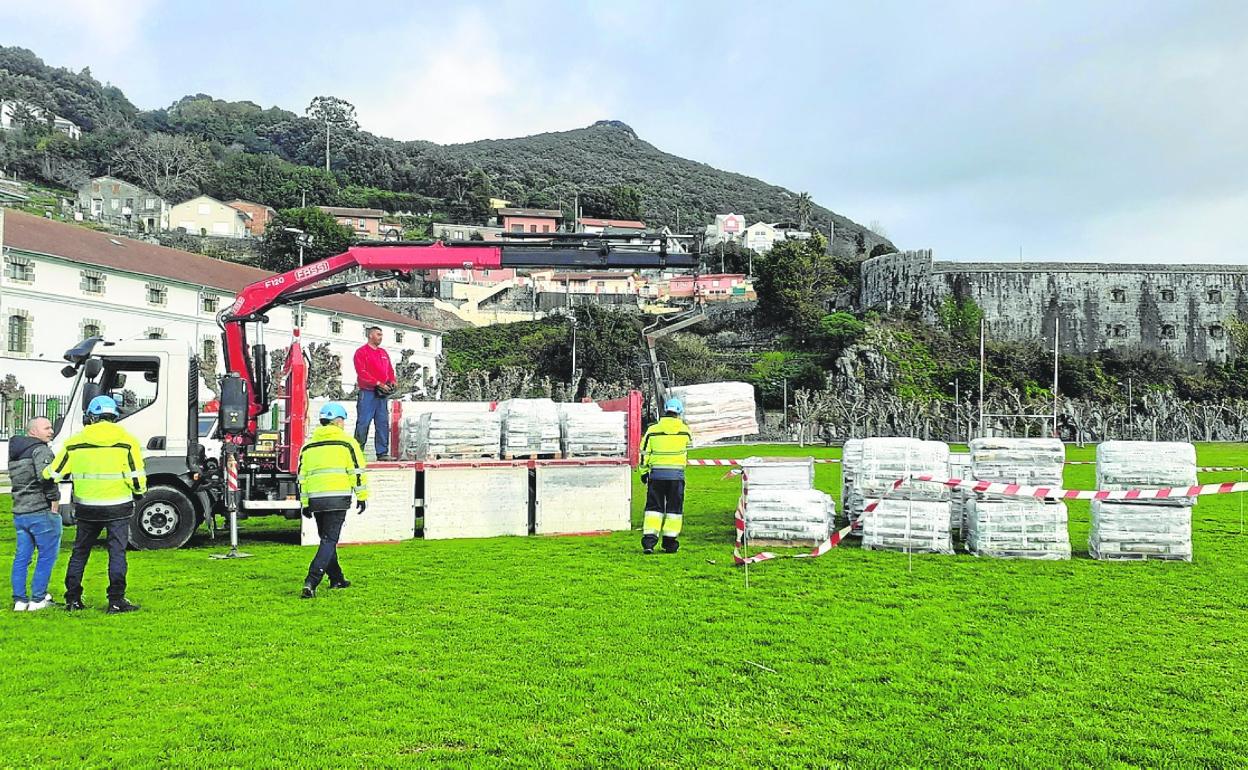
[211,452,252,560]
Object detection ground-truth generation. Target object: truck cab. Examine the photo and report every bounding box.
[55,337,214,549]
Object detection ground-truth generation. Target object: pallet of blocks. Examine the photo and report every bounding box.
[398,402,500,461]
[666,382,759,445]
[1091,441,1195,561]
[558,402,627,458]
[857,438,953,554]
[966,438,1070,559]
[841,439,863,531]
[738,457,835,547]
[947,452,971,541]
[498,398,562,458]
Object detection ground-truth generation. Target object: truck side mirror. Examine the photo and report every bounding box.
[85,358,103,380]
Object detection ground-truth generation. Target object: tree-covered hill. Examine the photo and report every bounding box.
[0,46,891,255]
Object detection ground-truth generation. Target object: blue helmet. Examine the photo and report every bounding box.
[87,395,120,417]
[319,403,348,422]
[664,397,684,415]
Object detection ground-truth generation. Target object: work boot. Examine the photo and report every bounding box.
[328,579,351,589]
[106,598,141,614]
[64,598,87,612]
[641,534,658,555]
[301,583,316,599]
[661,536,680,554]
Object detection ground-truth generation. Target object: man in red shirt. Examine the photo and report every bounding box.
[353,326,398,458]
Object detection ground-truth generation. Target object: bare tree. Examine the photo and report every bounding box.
[113,134,212,200]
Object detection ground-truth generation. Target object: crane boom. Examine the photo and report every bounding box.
[217,240,698,441]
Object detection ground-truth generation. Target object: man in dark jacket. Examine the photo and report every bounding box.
[9,417,62,612]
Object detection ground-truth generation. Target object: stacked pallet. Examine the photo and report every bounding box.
[857,438,953,554]
[402,410,501,460]
[666,382,758,445]
[738,457,835,545]
[558,403,627,458]
[1091,441,1195,561]
[965,438,1070,559]
[947,452,972,540]
[498,398,562,458]
[841,439,863,527]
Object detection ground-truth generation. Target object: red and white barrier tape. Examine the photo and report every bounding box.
[693,457,1245,472]
[731,468,852,566]
[689,458,842,466]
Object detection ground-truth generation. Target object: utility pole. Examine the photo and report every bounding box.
[324,115,331,173]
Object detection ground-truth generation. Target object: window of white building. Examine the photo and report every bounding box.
[80,270,106,295]
[146,282,168,306]
[7,311,31,354]
[81,319,102,340]
[330,317,343,334]
[3,253,34,283]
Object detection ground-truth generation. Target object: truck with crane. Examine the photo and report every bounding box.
[50,235,701,549]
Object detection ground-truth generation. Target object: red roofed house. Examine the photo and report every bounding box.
[498,207,562,234]
[225,200,277,237]
[577,217,646,234]
[0,209,440,396]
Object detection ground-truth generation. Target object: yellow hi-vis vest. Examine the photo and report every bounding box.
[298,424,369,506]
[44,421,147,506]
[640,416,693,473]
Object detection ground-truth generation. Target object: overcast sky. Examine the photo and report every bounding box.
[4,0,1246,262]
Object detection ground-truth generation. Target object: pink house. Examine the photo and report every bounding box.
[668,273,749,300]
[498,207,563,234]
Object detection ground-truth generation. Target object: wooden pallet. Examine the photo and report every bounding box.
[425,453,501,461]
[746,537,823,550]
[504,452,564,460]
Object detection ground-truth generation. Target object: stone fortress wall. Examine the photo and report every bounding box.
[860,250,1248,362]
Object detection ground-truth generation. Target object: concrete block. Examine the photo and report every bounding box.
[423,464,529,539]
[300,467,416,545]
[535,463,631,534]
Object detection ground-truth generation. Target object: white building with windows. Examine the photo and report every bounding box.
[0,209,441,395]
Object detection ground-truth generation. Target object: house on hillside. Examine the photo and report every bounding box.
[431,223,505,242]
[0,99,82,140]
[577,217,646,235]
[225,199,276,237]
[0,208,441,397]
[76,176,169,233]
[170,195,250,238]
[318,206,384,239]
[497,207,562,234]
[668,273,751,301]
[703,213,746,247]
[531,270,637,295]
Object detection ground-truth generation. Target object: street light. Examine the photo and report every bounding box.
[283,227,313,267]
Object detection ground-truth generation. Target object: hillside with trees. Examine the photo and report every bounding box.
[0,46,891,257]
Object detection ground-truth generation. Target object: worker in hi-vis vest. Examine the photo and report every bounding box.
[297,402,369,599]
[639,397,693,554]
[43,395,145,614]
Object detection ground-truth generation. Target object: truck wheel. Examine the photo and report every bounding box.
[130,486,198,550]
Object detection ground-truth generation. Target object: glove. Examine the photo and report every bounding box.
[640,472,649,485]
[301,508,313,519]
[376,383,396,396]
[356,500,368,515]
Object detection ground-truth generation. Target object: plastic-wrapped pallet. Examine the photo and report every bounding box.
[841,439,863,521]
[498,398,562,457]
[666,382,758,445]
[1091,441,1195,561]
[396,402,495,460]
[966,499,1071,559]
[855,438,952,553]
[947,453,972,539]
[854,438,951,519]
[743,489,835,542]
[402,410,501,460]
[969,437,1064,487]
[738,457,833,544]
[558,402,627,458]
[1089,501,1192,561]
[861,499,953,554]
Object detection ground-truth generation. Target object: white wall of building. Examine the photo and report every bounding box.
[169,196,248,238]
[0,250,441,396]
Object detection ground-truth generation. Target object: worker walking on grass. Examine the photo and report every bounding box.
[298,403,369,599]
[43,396,145,614]
[639,397,692,555]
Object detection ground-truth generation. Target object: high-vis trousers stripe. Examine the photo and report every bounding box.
[660,513,683,538]
[643,511,663,535]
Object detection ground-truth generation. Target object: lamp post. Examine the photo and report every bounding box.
[949,379,960,444]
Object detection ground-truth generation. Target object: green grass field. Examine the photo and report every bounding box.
[2,443,1246,767]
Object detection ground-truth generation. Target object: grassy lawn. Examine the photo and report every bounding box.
[1,443,1246,767]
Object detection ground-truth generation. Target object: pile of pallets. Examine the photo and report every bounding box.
[1091,441,1195,561]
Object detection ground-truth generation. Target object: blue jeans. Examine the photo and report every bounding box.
[355,388,390,457]
[12,511,63,603]
[306,510,347,588]
[64,518,130,603]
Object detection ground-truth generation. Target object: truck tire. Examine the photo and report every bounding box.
[130,486,199,550]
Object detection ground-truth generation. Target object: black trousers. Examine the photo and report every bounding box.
[65,518,130,602]
[306,510,347,588]
[645,478,685,515]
